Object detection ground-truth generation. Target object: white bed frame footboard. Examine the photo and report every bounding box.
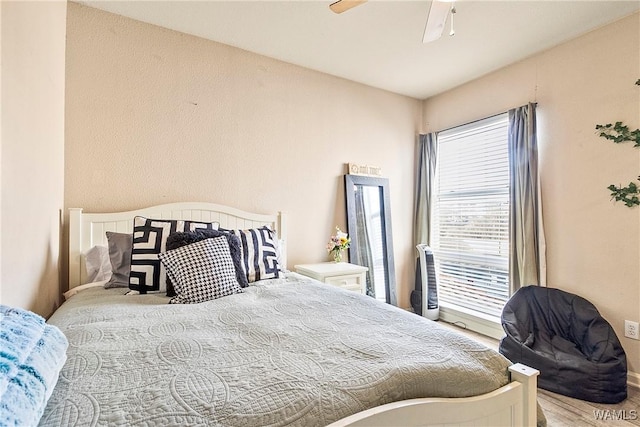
[330,364,539,427]
[67,202,539,427]
[68,202,287,289]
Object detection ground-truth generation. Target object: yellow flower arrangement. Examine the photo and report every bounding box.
[326,227,350,263]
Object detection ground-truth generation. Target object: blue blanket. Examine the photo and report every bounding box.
[0,305,68,427]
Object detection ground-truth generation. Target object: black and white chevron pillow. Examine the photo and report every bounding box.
[129,216,219,294]
[158,236,242,304]
[230,226,281,283]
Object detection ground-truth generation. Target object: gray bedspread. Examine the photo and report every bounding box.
[41,273,513,426]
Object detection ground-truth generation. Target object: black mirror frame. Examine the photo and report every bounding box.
[344,174,397,306]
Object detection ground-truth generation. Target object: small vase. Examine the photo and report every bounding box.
[332,250,343,263]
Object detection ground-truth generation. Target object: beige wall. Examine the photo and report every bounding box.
[64,3,421,308]
[0,0,3,303]
[424,13,640,374]
[63,3,640,375]
[0,0,67,318]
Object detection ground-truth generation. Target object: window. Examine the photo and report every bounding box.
[432,113,509,320]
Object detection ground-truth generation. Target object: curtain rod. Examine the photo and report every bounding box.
[429,102,537,135]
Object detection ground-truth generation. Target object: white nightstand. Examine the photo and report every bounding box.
[294,262,368,294]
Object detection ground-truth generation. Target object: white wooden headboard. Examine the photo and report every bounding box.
[68,202,287,289]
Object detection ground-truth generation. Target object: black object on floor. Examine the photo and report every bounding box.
[499,286,627,404]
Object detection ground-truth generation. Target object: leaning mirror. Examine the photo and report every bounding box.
[344,174,397,306]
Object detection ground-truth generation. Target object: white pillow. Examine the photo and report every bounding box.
[84,245,112,283]
[63,280,108,300]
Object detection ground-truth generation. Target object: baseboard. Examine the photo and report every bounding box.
[438,305,505,340]
[629,371,640,389]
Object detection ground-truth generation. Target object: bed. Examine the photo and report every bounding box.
[41,202,541,426]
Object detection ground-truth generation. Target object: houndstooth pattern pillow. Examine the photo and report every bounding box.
[157,237,242,304]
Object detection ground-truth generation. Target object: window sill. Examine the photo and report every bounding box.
[438,303,505,340]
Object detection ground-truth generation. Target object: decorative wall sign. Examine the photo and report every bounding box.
[347,163,382,177]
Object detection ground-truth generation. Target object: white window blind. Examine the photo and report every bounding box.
[433,113,510,319]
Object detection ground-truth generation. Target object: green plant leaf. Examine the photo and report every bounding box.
[608,181,640,207]
[598,79,640,208]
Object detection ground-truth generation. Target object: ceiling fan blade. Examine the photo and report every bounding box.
[423,1,451,43]
[329,0,367,14]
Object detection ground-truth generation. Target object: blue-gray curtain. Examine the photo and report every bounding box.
[508,103,546,293]
[414,133,438,247]
[412,133,438,316]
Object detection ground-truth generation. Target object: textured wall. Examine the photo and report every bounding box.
[424,13,640,375]
[64,3,421,308]
[1,0,67,317]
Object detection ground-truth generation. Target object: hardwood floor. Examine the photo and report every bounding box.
[538,387,640,426]
[437,320,640,426]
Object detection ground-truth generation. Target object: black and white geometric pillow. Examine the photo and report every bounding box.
[157,236,243,304]
[230,226,281,283]
[129,216,219,294]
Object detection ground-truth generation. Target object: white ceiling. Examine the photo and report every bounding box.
[77,0,640,100]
